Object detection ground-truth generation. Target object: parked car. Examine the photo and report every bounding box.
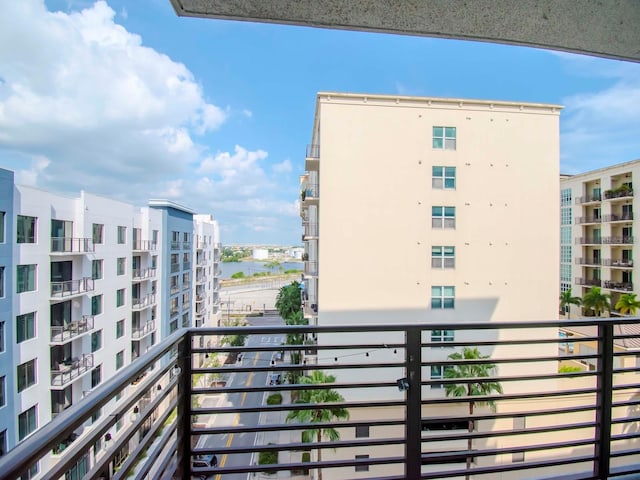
[192,454,217,479]
[268,373,282,385]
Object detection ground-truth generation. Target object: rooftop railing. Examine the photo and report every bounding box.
[2,319,640,480]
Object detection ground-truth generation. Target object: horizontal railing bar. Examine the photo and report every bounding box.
[421,404,599,424]
[419,370,598,386]
[192,362,404,373]
[194,399,407,416]
[421,387,599,406]
[422,353,600,366]
[192,418,405,435]
[193,380,400,394]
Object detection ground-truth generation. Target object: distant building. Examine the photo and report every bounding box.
[560,159,639,317]
[252,248,269,260]
[288,247,304,260]
[0,169,220,477]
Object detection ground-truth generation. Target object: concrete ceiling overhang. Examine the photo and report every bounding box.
[170,0,640,63]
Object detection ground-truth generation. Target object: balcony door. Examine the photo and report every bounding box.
[51,301,71,327]
[622,203,633,219]
[592,249,601,265]
[51,219,72,239]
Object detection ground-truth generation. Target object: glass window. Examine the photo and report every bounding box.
[16,265,36,293]
[116,320,124,339]
[16,312,36,343]
[561,207,572,225]
[117,257,125,276]
[0,266,4,298]
[433,126,456,150]
[17,359,36,392]
[92,223,103,244]
[355,425,369,438]
[116,288,125,307]
[19,462,39,480]
[561,226,571,245]
[17,216,37,244]
[65,455,89,480]
[152,255,158,269]
[152,230,159,244]
[91,330,102,352]
[116,351,124,370]
[0,322,3,353]
[0,376,5,408]
[432,206,456,229]
[431,286,455,309]
[117,226,126,244]
[91,260,103,280]
[0,211,4,243]
[91,295,103,316]
[560,246,572,264]
[431,246,455,268]
[91,366,101,389]
[18,405,38,441]
[560,188,572,206]
[430,365,454,389]
[431,330,455,344]
[355,454,370,472]
[432,166,456,189]
[0,429,6,456]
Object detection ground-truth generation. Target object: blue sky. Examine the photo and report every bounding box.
[0,1,639,244]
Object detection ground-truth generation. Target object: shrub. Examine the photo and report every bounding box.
[266,393,283,405]
[559,364,583,373]
[231,271,245,279]
[259,444,278,470]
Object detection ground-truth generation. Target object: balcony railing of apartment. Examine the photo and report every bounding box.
[603,213,634,222]
[132,293,156,311]
[50,316,95,343]
[196,256,207,266]
[132,240,156,251]
[576,237,603,245]
[603,259,634,268]
[196,241,208,250]
[50,353,94,388]
[604,188,634,200]
[575,258,602,266]
[603,236,634,245]
[50,237,94,254]
[306,143,320,158]
[183,242,192,250]
[50,278,95,298]
[575,194,602,204]
[300,183,319,201]
[303,222,319,238]
[195,293,206,303]
[304,261,318,276]
[183,262,191,271]
[575,216,602,224]
[196,274,207,284]
[132,268,157,281]
[171,241,180,250]
[214,251,221,262]
[575,277,602,287]
[170,284,180,295]
[131,320,156,340]
[3,320,640,480]
[170,262,180,273]
[603,281,634,291]
[183,281,191,291]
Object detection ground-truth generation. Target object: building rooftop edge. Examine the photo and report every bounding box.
[316,91,564,110]
[148,199,196,215]
[560,158,640,181]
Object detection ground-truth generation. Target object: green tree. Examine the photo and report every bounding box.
[582,286,611,317]
[615,293,640,315]
[286,371,349,480]
[275,281,302,319]
[285,311,308,383]
[444,347,503,479]
[559,288,581,318]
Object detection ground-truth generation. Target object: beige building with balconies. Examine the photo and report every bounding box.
[300,92,565,478]
[561,160,640,317]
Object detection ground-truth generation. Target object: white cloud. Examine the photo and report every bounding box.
[16,155,51,186]
[0,0,225,188]
[272,158,292,173]
[242,109,253,118]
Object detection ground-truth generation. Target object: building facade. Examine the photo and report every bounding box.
[560,159,639,317]
[300,92,562,477]
[0,175,220,478]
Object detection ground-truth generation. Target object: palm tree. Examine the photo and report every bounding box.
[286,370,349,480]
[559,288,582,318]
[275,281,302,319]
[582,286,611,317]
[615,293,640,315]
[285,310,308,367]
[444,347,503,479]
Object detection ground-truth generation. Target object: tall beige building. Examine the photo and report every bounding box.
[560,160,639,317]
[299,92,563,477]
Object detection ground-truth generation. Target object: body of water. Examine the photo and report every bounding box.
[220,261,303,279]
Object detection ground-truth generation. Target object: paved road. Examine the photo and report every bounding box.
[202,313,285,479]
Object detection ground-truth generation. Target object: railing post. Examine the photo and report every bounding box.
[594,321,614,479]
[406,326,422,479]
[176,333,192,479]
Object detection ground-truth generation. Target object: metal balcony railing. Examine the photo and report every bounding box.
[50,278,95,298]
[575,194,601,204]
[306,143,320,158]
[603,259,634,268]
[575,277,602,287]
[575,216,601,224]
[603,213,634,222]
[301,183,319,201]
[575,258,602,266]
[3,319,640,480]
[50,316,94,343]
[50,354,94,387]
[196,274,207,284]
[603,236,634,244]
[50,237,94,253]
[132,240,156,251]
[303,222,319,238]
[576,237,602,245]
[131,321,155,340]
[183,262,191,271]
[132,268,157,281]
[196,241,208,250]
[604,189,634,200]
[603,281,634,291]
[170,262,180,273]
[304,261,318,276]
[131,293,156,311]
[171,241,180,250]
[183,242,191,250]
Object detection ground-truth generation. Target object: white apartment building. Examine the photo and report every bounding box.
[560,159,639,317]
[0,171,220,478]
[300,92,562,477]
[193,214,222,328]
